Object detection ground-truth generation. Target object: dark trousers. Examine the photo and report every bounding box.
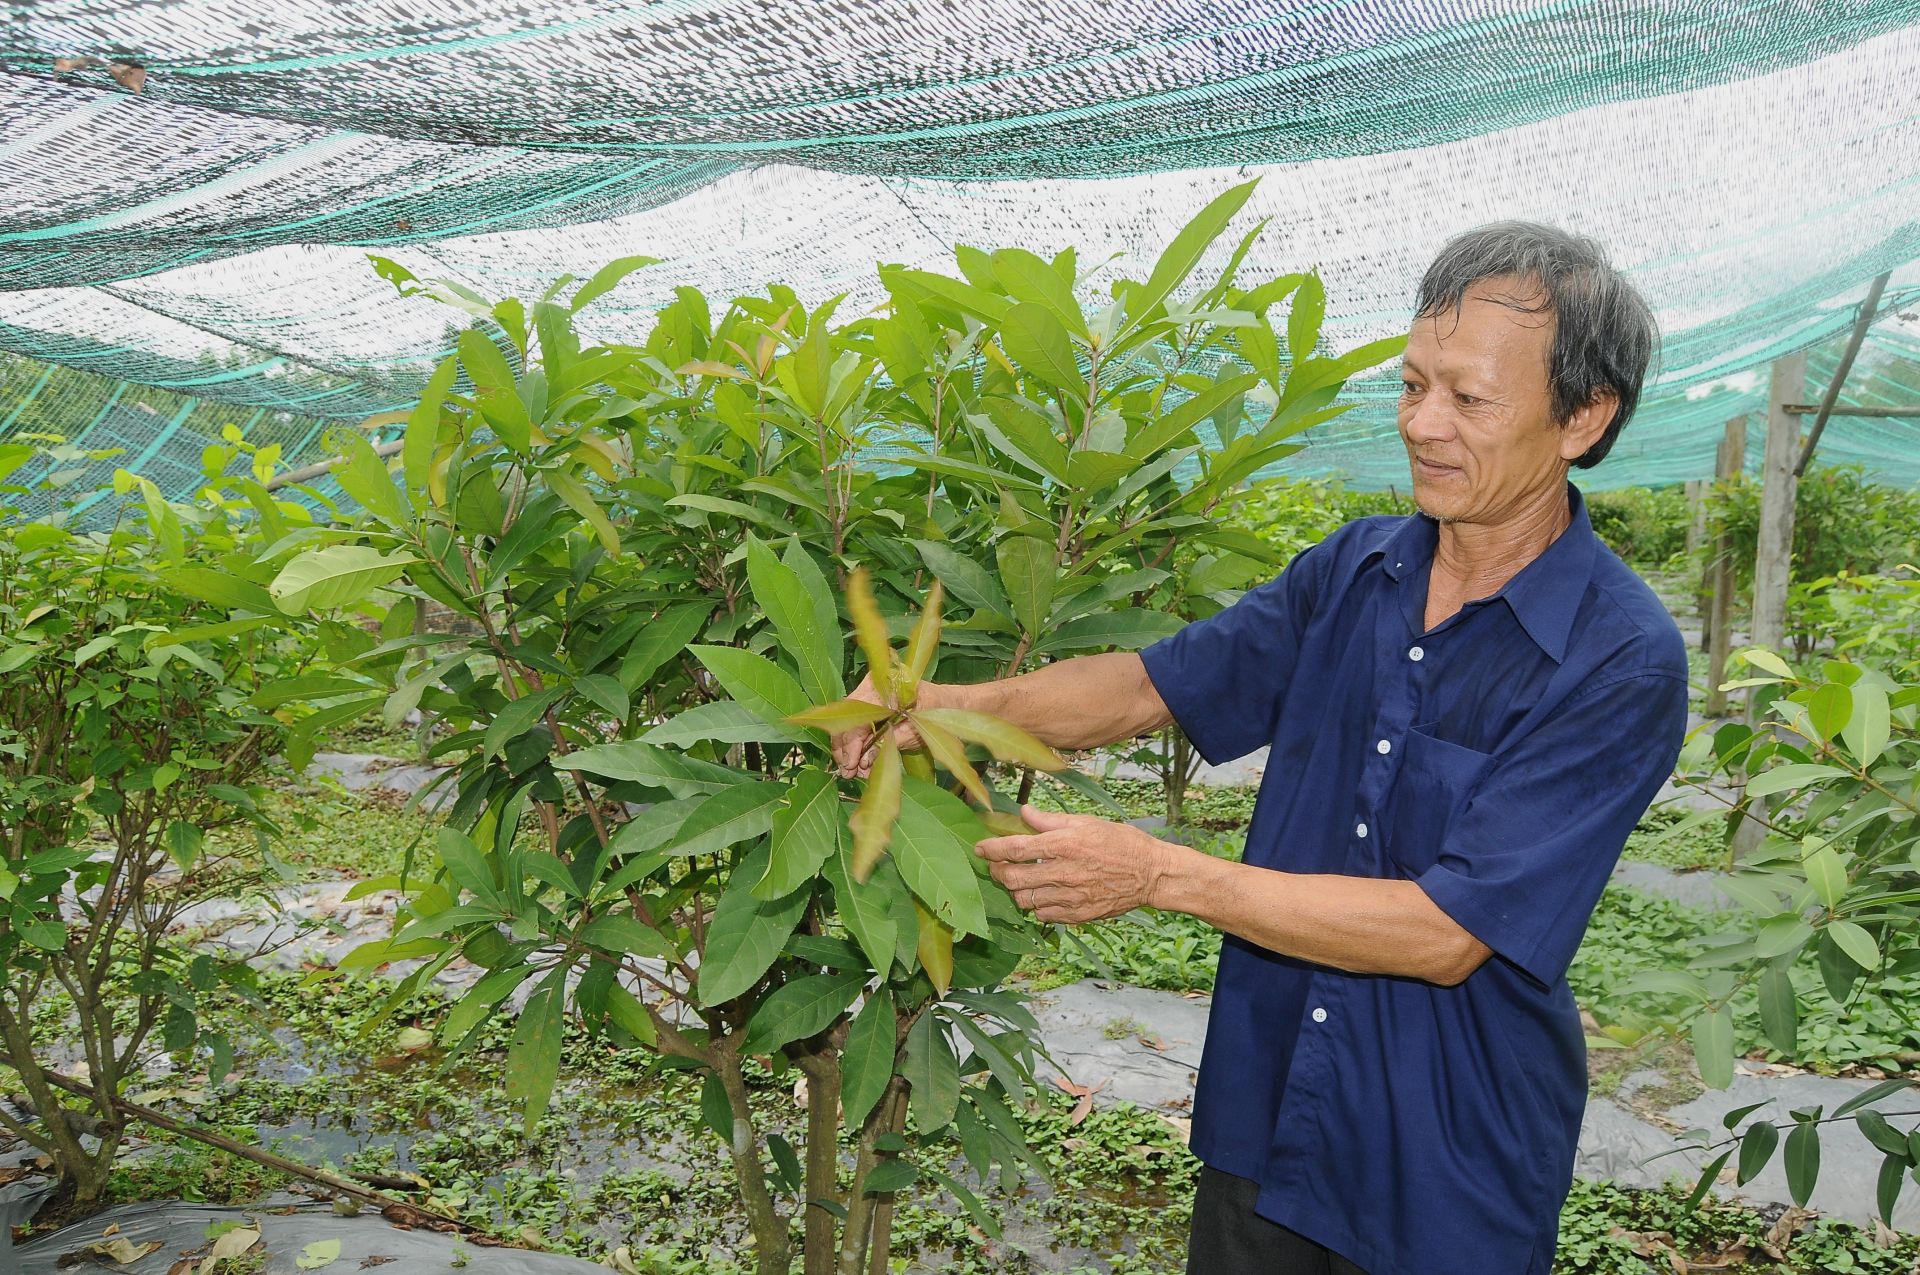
[1186,1166,1370,1275]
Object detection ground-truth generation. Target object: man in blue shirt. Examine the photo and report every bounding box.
[835,224,1688,1273]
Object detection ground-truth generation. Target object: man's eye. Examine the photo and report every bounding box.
[1455,392,1479,406]
[1401,382,1423,395]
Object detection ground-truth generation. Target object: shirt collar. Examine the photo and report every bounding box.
[1373,482,1599,663]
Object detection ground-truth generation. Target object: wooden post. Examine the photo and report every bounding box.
[1701,416,1747,718]
[1733,356,1806,857]
[1748,355,1806,670]
[1685,479,1709,644]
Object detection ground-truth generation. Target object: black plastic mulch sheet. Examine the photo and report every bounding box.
[9,1194,609,1274]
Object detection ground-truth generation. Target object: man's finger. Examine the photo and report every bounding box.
[973,831,1053,862]
[1017,802,1089,832]
[990,862,1052,892]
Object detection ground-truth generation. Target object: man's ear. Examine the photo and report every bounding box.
[1560,387,1618,463]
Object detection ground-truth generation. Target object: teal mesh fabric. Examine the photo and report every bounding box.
[0,2,1917,496]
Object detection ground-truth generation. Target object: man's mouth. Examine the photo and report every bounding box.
[1412,456,1461,478]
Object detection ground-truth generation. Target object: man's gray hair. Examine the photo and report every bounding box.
[1415,223,1657,469]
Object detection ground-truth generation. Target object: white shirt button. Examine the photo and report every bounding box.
[1376,738,1392,755]
[1356,822,1368,839]
[1409,646,1425,662]
[1311,1007,1328,1023]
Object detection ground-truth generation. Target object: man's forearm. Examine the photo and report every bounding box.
[947,651,1172,752]
[1149,849,1491,986]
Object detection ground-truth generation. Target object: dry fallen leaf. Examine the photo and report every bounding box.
[108,61,146,92]
[358,1259,397,1269]
[53,56,100,72]
[1068,1092,1094,1126]
[200,1223,261,1275]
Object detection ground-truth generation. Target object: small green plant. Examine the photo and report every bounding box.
[0,439,326,1214]
[1636,635,1920,1223]
[260,180,1401,1275]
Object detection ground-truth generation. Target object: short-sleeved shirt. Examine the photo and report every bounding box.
[1138,483,1688,1275]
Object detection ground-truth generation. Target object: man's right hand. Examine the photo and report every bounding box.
[832,673,942,778]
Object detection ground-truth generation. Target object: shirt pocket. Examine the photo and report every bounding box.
[1385,723,1495,878]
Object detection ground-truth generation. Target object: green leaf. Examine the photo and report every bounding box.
[574,673,630,720]
[891,778,989,938]
[903,1008,960,1132]
[746,534,843,703]
[1736,1120,1778,1186]
[1833,1078,1913,1119]
[483,688,562,759]
[1287,273,1324,364]
[1801,839,1847,911]
[616,602,709,690]
[662,780,788,858]
[1691,1005,1734,1090]
[1828,919,1880,971]
[999,303,1084,394]
[1757,966,1797,1055]
[269,546,417,614]
[841,989,897,1127]
[565,740,747,798]
[435,827,501,905]
[1125,373,1260,461]
[580,913,671,959]
[505,968,567,1128]
[701,1071,734,1141]
[828,845,901,976]
[458,329,530,452]
[547,465,622,558]
[1878,1152,1906,1226]
[1121,179,1259,336]
[335,436,408,526]
[759,770,844,899]
[862,1159,916,1195]
[1856,1109,1913,1157]
[768,1134,803,1194]
[645,701,808,747]
[1686,1148,1733,1209]
[1804,681,1852,743]
[1744,763,1850,798]
[1784,1119,1820,1207]
[994,532,1056,636]
[164,821,203,870]
[742,970,864,1056]
[1035,608,1184,655]
[1753,913,1814,961]
[571,254,659,312]
[1741,649,1794,679]
[160,567,278,615]
[1843,679,1891,768]
[990,247,1086,337]
[698,842,810,1006]
[404,357,458,501]
[910,539,1010,616]
[690,644,812,726]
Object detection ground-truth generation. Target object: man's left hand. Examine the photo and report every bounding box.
[974,804,1178,924]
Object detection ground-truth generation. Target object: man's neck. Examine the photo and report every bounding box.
[1430,482,1572,607]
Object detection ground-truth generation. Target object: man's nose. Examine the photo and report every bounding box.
[1401,395,1457,445]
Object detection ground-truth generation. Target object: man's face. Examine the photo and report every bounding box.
[1397,276,1603,525]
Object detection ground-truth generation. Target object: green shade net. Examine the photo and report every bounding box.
[0,1,1917,496]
